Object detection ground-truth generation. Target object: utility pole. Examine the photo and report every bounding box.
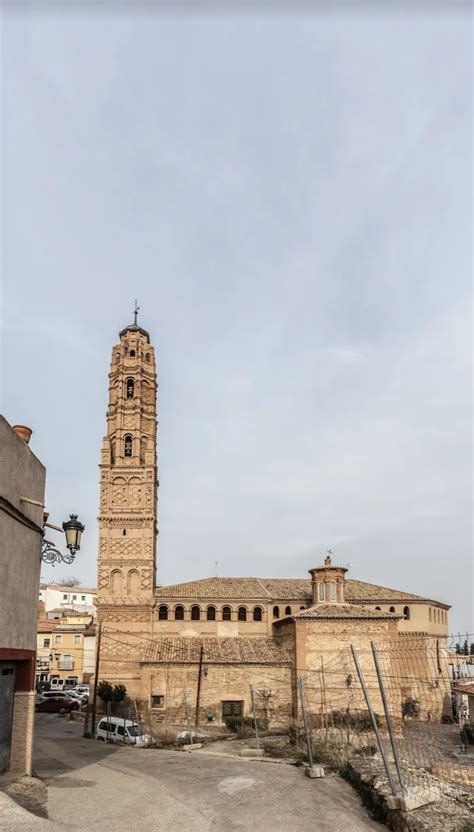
[249,684,260,750]
[194,646,204,728]
[90,621,102,738]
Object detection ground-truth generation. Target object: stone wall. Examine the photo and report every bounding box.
[140,663,292,728]
[9,691,35,774]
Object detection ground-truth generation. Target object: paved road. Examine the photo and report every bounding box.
[2,715,383,831]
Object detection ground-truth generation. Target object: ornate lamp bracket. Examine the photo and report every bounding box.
[41,539,75,566]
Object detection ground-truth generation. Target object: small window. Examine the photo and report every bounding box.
[175,605,184,620]
[403,606,410,620]
[191,605,200,621]
[145,353,150,362]
[151,694,165,708]
[375,606,381,611]
[429,607,432,622]
[72,595,77,600]
[318,583,325,601]
[126,378,134,399]
[55,635,62,644]
[389,606,395,613]
[63,594,68,600]
[124,435,133,457]
[81,595,86,601]
[207,606,216,621]
[253,606,263,621]
[158,605,168,620]
[273,606,280,619]
[222,700,243,718]
[285,606,291,616]
[43,638,50,647]
[74,635,81,644]
[238,607,247,622]
[130,350,136,357]
[222,606,231,621]
[330,582,336,601]
[123,529,127,536]
[300,606,306,611]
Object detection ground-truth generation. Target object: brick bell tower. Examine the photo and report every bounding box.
[95,307,158,694]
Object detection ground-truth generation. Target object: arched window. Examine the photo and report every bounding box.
[375,606,381,611]
[253,607,263,621]
[429,607,432,622]
[124,434,133,457]
[300,606,306,611]
[330,582,337,601]
[403,606,410,620]
[126,378,134,399]
[127,569,139,594]
[273,606,280,619]
[145,353,150,362]
[175,605,184,621]
[285,606,291,616]
[318,583,325,602]
[389,606,395,613]
[158,605,168,620]
[222,606,231,621]
[238,607,247,622]
[191,605,200,621]
[110,569,122,594]
[207,606,216,621]
[130,349,136,357]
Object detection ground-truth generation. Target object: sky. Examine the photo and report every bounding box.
[1,3,472,635]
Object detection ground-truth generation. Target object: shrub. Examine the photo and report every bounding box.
[461,724,474,746]
[329,710,380,732]
[224,716,264,736]
[97,681,127,713]
[402,697,420,720]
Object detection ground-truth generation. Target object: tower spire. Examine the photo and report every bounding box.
[133,299,140,326]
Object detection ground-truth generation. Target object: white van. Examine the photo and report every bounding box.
[96,717,151,747]
[50,677,77,691]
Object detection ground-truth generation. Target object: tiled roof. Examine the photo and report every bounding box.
[288,603,400,621]
[46,607,91,616]
[40,583,97,593]
[155,576,446,606]
[37,621,57,633]
[142,636,291,665]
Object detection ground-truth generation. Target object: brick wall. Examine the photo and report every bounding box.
[9,691,35,774]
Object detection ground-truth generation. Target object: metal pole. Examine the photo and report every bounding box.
[90,621,102,738]
[297,676,314,768]
[249,685,260,750]
[184,689,193,744]
[370,642,406,794]
[194,646,204,728]
[350,645,398,796]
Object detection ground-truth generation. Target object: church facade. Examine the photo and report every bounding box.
[96,320,452,727]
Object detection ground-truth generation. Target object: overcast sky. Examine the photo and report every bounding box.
[1,4,471,634]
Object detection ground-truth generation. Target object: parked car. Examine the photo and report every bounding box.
[35,695,79,714]
[96,717,151,747]
[73,685,90,696]
[50,678,78,692]
[40,690,87,706]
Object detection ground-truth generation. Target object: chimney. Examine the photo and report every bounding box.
[13,424,33,444]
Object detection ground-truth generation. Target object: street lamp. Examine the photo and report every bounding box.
[62,514,85,556]
[41,513,85,566]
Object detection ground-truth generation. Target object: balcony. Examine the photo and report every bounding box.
[57,661,75,670]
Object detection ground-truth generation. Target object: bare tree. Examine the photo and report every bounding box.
[58,576,82,587]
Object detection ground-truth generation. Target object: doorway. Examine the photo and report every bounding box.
[0,664,15,772]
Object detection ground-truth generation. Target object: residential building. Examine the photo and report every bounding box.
[36,610,96,687]
[0,417,46,774]
[39,582,96,614]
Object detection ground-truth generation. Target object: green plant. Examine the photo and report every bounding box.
[402,697,420,720]
[97,681,127,713]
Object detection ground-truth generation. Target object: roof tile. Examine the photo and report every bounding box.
[142,636,291,665]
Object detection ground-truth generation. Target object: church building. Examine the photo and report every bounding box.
[95,318,452,727]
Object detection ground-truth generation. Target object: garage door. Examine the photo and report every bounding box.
[0,664,15,772]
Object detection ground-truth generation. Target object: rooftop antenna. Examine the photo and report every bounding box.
[133,298,140,325]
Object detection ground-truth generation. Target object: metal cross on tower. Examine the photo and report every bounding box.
[133,299,140,325]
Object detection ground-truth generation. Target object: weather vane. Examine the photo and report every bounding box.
[133,299,140,325]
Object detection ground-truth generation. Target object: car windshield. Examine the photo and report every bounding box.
[126,725,140,737]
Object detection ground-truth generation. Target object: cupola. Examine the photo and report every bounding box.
[309,553,348,605]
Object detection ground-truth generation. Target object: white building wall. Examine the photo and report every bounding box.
[39,584,96,614]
